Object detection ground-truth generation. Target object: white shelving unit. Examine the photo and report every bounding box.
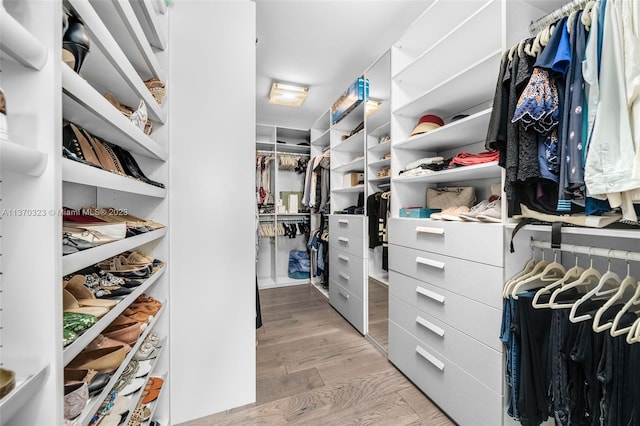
[255,124,311,289]
[0,5,48,70]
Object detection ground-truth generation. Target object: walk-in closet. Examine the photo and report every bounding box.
[1,0,639,425]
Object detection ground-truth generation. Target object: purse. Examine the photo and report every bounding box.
[426,186,476,209]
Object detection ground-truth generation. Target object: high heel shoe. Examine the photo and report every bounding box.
[110,144,166,188]
[62,14,90,73]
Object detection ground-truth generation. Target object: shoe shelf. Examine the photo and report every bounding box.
[0,139,48,177]
[77,302,167,426]
[63,159,167,198]
[392,49,502,118]
[63,266,167,366]
[65,0,167,124]
[129,0,167,51]
[368,139,391,156]
[369,176,391,185]
[88,0,165,81]
[0,364,49,425]
[332,184,365,194]
[368,121,391,139]
[368,158,391,169]
[121,347,167,426]
[392,161,500,184]
[310,128,330,148]
[62,65,168,161]
[0,6,48,71]
[332,130,365,153]
[394,108,492,152]
[332,157,365,173]
[63,228,167,276]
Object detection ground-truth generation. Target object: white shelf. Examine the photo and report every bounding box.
[67,0,167,123]
[0,139,47,176]
[129,0,167,51]
[63,159,167,198]
[333,101,366,131]
[310,280,329,300]
[89,0,165,81]
[63,228,167,276]
[368,140,392,156]
[332,185,365,194]
[63,267,166,365]
[332,157,365,173]
[62,65,168,161]
[395,108,492,152]
[0,364,49,425]
[368,121,391,138]
[276,144,310,154]
[332,131,365,153]
[369,176,391,185]
[368,158,391,169]
[311,129,330,148]
[393,50,502,118]
[256,141,275,151]
[0,6,48,70]
[505,223,640,239]
[393,162,500,184]
[77,303,167,426]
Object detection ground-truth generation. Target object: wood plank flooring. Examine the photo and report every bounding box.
[179,284,455,425]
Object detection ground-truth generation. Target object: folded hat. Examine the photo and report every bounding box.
[410,114,444,137]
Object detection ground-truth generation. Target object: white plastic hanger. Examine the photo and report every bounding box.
[503,248,549,298]
[532,249,585,309]
[548,249,602,309]
[569,252,620,323]
[503,246,539,298]
[627,318,640,344]
[593,254,637,332]
[610,278,640,337]
[511,250,566,300]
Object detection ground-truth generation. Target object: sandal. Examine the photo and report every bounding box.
[63,289,110,318]
[64,275,117,308]
[98,256,150,275]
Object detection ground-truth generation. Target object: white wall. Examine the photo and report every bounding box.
[169,1,256,423]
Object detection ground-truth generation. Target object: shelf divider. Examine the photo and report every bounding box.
[0,7,48,70]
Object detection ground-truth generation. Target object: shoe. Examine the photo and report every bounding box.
[63,289,110,318]
[120,377,146,396]
[64,381,88,420]
[63,123,102,168]
[103,321,143,346]
[67,346,127,373]
[134,342,159,361]
[440,206,470,221]
[63,232,97,255]
[62,14,90,73]
[459,200,490,222]
[63,312,98,334]
[1,88,9,144]
[145,78,166,105]
[110,144,165,188]
[64,275,118,308]
[98,256,151,277]
[477,199,502,223]
[135,360,153,378]
[0,368,16,399]
[86,334,132,354]
[80,129,126,175]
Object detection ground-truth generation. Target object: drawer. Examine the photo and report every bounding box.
[390,295,502,392]
[389,218,503,266]
[389,245,503,309]
[329,234,366,259]
[329,279,365,334]
[330,214,365,238]
[329,249,365,299]
[389,321,502,426]
[389,271,502,349]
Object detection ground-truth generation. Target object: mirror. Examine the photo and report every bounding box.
[368,277,389,349]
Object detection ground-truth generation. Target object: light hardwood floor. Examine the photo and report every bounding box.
[180,284,455,425]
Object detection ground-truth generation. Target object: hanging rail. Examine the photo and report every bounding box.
[529,0,589,35]
[256,150,276,156]
[530,239,640,263]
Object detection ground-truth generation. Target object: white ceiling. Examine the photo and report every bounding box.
[255,0,431,131]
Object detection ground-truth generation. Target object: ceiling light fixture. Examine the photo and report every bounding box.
[365,99,382,116]
[269,82,309,107]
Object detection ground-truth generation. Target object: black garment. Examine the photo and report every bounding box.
[486,50,510,162]
[256,277,262,329]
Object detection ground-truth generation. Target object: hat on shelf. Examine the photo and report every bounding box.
[410,114,444,137]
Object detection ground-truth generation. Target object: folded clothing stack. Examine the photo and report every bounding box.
[400,156,448,177]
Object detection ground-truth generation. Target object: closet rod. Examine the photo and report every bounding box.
[530,239,640,263]
[528,0,589,34]
[277,152,310,157]
[256,150,276,156]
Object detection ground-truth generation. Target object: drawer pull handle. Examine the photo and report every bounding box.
[338,255,349,262]
[416,256,445,270]
[416,345,445,371]
[339,272,350,281]
[416,316,445,337]
[338,219,349,225]
[338,237,349,244]
[416,286,445,304]
[415,226,445,236]
[338,290,349,299]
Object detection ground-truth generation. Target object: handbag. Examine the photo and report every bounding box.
[426,186,476,209]
[63,222,127,245]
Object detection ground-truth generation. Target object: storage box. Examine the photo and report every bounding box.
[399,207,441,218]
[331,77,369,124]
[343,172,364,187]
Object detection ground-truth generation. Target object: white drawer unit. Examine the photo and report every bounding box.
[329,279,365,334]
[390,295,502,392]
[389,321,502,426]
[329,214,366,238]
[389,271,502,350]
[329,233,366,259]
[389,245,503,309]
[388,219,503,267]
[329,248,365,299]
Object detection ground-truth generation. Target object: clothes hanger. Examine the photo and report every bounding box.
[502,246,545,298]
[511,249,566,299]
[582,1,595,30]
[569,251,621,323]
[593,253,637,332]
[532,248,584,309]
[508,43,518,61]
[627,318,640,344]
[548,249,601,309]
[609,278,640,337]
